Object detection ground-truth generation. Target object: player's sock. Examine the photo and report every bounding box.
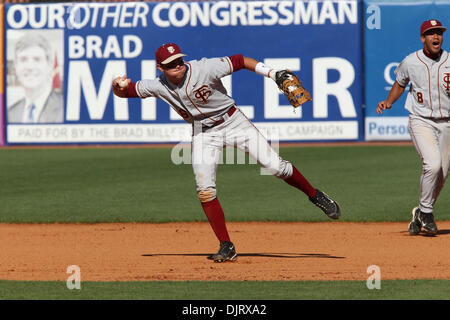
[284,166,317,198]
[201,198,231,242]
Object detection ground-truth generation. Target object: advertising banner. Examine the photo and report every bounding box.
[4,1,363,145]
[0,4,4,146]
[364,0,450,141]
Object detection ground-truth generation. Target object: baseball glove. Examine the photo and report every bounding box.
[275,70,312,108]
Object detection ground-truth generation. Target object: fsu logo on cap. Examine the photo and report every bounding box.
[167,46,175,54]
[431,20,437,26]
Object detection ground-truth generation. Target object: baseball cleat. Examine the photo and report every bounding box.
[309,189,341,219]
[408,207,422,235]
[418,210,438,235]
[207,241,237,263]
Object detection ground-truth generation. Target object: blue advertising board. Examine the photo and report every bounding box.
[364,0,450,140]
[4,1,363,144]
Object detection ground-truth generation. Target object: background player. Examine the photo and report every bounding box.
[113,43,341,262]
[377,19,450,235]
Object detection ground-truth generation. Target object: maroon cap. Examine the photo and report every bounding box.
[420,19,446,35]
[155,43,186,65]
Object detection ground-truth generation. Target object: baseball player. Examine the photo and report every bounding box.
[112,43,341,262]
[377,19,450,235]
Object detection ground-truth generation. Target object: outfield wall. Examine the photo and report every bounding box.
[1,0,363,145]
[0,0,449,146]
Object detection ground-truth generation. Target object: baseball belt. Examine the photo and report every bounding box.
[202,106,237,131]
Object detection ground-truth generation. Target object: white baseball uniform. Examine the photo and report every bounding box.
[135,57,293,202]
[395,49,450,213]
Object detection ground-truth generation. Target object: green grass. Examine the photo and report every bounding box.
[0,280,449,300]
[1,145,449,302]
[0,145,449,223]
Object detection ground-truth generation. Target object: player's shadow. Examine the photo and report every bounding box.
[142,252,345,259]
[400,229,450,237]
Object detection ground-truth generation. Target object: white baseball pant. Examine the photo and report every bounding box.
[408,114,450,213]
[191,108,293,202]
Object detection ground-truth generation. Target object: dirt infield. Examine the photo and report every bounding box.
[1,221,449,282]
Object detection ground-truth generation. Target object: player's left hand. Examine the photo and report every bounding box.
[275,70,312,108]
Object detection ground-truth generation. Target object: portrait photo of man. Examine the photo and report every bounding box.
[7,30,64,123]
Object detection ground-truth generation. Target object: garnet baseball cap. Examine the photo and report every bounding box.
[420,19,446,35]
[155,43,186,65]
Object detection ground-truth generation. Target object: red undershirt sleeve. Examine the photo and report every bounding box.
[229,54,244,72]
[126,82,139,98]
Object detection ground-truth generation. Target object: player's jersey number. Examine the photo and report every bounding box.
[416,92,424,104]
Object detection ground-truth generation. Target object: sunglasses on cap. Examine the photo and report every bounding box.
[161,58,184,70]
